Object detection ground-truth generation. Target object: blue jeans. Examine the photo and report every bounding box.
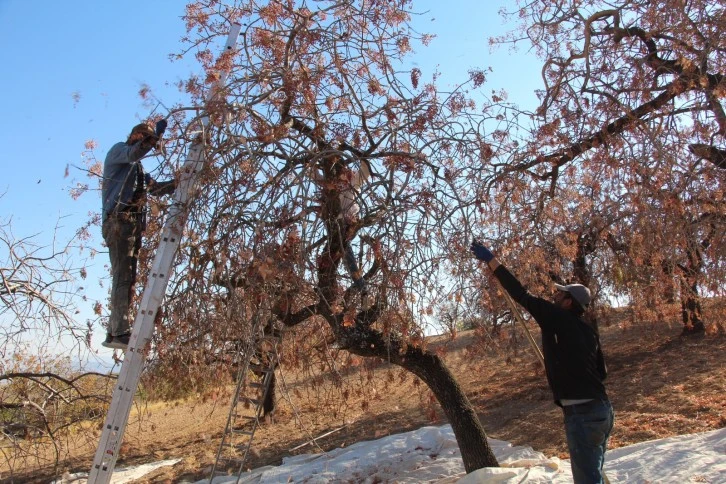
[563,399,614,484]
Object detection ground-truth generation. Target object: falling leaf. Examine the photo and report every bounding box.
[139,84,151,99]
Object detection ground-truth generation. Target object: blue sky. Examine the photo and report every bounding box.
[0,1,541,359]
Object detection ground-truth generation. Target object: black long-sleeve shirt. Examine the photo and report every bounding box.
[493,264,608,406]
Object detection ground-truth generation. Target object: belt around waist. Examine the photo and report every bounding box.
[563,399,609,415]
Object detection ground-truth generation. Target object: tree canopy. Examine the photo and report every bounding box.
[69,0,725,476]
[476,0,726,332]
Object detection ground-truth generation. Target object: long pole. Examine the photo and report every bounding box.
[88,22,242,484]
[445,177,545,370]
[502,289,545,368]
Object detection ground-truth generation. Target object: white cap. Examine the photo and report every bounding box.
[555,283,591,308]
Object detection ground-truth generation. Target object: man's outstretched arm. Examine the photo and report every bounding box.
[470,240,555,326]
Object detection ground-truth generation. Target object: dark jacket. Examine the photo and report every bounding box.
[493,265,608,406]
[102,139,156,221]
[102,138,175,222]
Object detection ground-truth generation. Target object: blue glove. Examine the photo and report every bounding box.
[155,119,167,136]
[471,240,494,262]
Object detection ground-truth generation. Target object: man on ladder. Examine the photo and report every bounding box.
[90,23,242,483]
[471,240,614,484]
[101,120,175,349]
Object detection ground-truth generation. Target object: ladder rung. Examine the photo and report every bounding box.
[242,397,260,406]
[249,364,273,374]
[214,456,242,465]
[230,428,255,436]
[232,414,257,420]
[230,421,255,429]
[216,455,239,461]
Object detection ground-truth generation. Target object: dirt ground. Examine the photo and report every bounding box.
[6,317,725,483]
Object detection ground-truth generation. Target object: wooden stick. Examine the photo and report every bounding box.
[501,290,546,370]
[289,426,346,452]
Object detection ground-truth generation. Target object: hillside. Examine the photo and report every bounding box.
[10,317,725,483]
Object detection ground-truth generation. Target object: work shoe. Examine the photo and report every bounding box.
[102,332,130,350]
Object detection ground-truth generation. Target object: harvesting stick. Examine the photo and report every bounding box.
[447,177,545,369]
[88,22,242,484]
[501,289,545,368]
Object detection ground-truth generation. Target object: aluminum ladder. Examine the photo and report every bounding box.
[88,22,242,484]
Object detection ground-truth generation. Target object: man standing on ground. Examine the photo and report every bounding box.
[471,240,614,484]
[101,120,175,350]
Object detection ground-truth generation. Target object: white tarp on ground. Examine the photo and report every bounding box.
[54,458,181,483]
[203,425,726,483]
[61,426,726,483]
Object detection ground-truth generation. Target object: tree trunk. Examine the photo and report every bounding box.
[399,346,499,473]
[679,234,710,336]
[337,325,499,473]
[285,287,501,472]
[680,278,705,335]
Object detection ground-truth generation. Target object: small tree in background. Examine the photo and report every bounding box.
[0,212,113,477]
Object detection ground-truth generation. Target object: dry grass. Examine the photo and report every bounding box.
[6,314,725,483]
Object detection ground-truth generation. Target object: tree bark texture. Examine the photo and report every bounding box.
[334,323,499,473]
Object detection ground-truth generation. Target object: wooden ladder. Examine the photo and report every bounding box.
[209,324,281,482]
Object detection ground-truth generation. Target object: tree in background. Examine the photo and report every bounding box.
[0,218,86,349]
[0,212,113,476]
[479,0,726,334]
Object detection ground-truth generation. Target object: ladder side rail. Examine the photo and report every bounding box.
[233,334,282,481]
[89,22,241,484]
[210,313,265,478]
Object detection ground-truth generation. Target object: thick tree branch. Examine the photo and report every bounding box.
[688,144,726,169]
[516,75,692,179]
